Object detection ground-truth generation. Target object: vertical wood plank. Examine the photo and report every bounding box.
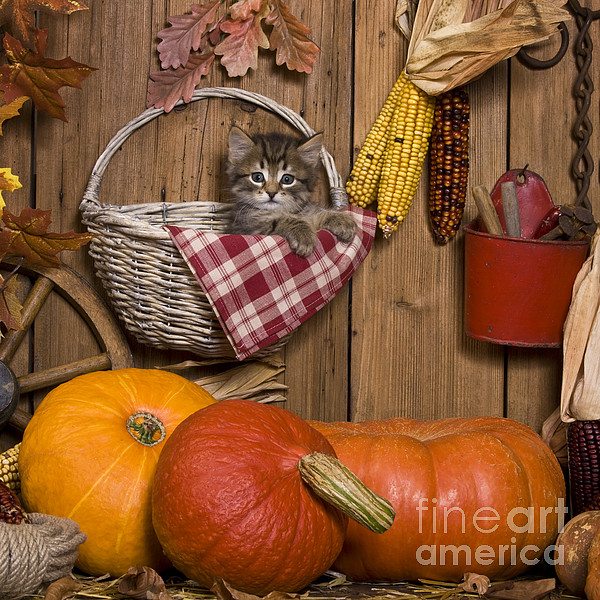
[506,15,600,433]
[349,4,506,422]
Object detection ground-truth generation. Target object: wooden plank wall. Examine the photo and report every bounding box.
[1,0,598,447]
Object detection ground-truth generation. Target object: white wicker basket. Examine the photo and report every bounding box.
[79,87,348,359]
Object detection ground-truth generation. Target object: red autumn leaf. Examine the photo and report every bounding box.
[147,50,215,112]
[0,29,96,121]
[2,206,94,267]
[266,0,319,73]
[157,0,219,70]
[214,2,270,78]
[0,272,23,333]
[0,0,87,49]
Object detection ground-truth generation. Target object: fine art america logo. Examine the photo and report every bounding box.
[414,497,568,567]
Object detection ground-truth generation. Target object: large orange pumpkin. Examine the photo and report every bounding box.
[18,368,217,577]
[152,399,393,595]
[311,416,566,583]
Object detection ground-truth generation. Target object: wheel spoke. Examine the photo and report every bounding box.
[0,276,54,363]
[17,353,112,393]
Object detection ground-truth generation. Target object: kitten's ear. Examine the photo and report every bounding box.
[228,127,255,163]
[297,133,323,167]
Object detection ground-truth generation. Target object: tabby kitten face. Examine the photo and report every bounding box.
[226,127,322,216]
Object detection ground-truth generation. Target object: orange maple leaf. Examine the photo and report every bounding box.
[266,0,319,73]
[0,271,23,332]
[148,51,215,112]
[0,94,29,134]
[2,206,94,267]
[0,0,88,49]
[0,28,96,121]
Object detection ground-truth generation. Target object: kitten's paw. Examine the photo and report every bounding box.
[323,213,356,244]
[287,230,317,258]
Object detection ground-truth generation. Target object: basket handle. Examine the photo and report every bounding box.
[81,87,348,211]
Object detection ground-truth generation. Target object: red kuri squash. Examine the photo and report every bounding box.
[311,416,566,583]
[18,368,217,577]
[152,399,394,595]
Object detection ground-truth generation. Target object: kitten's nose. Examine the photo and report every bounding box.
[266,189,277,199]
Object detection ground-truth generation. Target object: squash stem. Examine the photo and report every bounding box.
[298,452,395,534]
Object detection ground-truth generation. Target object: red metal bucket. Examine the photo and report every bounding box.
[464,220,589,347]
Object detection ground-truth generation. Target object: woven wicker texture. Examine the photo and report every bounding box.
[80,88,348,359]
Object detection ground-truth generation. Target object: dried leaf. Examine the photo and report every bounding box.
[157,1,220,69]
[0,271,23,332]
[214,1,270,77]
[212,579,302,600]
[2,206,94,267]
[0,167,21,210]
[118,566,174,600]
[406,0,569,95]
[231,0,266,21]
[0,0,87,49]
[486,577,555,600]
[0,95,29,134]
[0,29,96,121]
[44,576,84,600]
[265,0,319,73]
[147,50,215,112]
[457,572,490,594]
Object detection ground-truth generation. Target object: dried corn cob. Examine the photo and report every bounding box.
[428,87,470,244]
[0,478,28,523]
[568,420,600,516]
[376,79,435,237]
[346,71,409,208]
[0,443,20,492]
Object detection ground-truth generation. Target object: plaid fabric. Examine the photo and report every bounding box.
[166,206,376,360]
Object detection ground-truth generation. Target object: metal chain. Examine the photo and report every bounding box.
[568,0,600,211]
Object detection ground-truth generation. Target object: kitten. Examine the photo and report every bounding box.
[225,127,356,258]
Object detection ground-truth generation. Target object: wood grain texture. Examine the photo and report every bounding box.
[0,0,592,444]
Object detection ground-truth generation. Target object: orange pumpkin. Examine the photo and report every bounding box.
[311,416,566,583]
[18,368,217,577]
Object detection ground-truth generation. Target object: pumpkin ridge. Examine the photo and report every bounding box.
[67,440,137,520]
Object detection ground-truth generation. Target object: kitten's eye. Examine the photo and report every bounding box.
[280,174,295,185]
[250,172,265,183]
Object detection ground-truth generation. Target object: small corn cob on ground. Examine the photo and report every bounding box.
[0,478,29,524]
[428,87,470,244]
[346,71,409,208]
[0,443,20,492]
[376,80,435,237]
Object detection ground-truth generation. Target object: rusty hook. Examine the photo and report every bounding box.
[516,22,570,70]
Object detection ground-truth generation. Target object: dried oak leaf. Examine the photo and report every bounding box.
[0,269,23,333]
[212,578,304,600]
[148,50,215,112]
[0,28,96,121]
[457,572,490,594]
[0,94,29,134]
[265,0,319,73]
[230,0,267,21]
[44,576,84,600]
[117,566,174,600]
[157,0,220,69]
[214,0,270,77]
[2,206,94,268]
[0,0,87,49]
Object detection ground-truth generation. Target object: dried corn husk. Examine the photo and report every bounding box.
[395,0,569,96]
[560,231,600,421]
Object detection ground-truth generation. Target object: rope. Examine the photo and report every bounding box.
[0,513,86,599]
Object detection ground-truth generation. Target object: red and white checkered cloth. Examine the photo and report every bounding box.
[166,206,376,360]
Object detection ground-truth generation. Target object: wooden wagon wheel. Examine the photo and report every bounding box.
[0,261,133,432]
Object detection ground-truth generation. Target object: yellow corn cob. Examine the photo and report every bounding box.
[346,71,409,208]
[0,443,20,492]
[376,78,435,238]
